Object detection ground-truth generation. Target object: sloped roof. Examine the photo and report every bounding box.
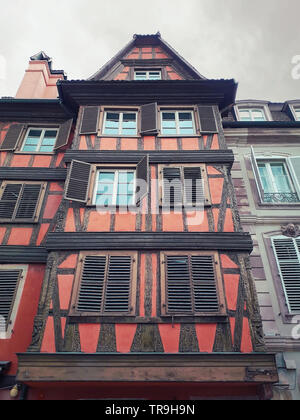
[89,33,206,81]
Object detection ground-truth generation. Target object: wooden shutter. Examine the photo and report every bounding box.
[0,182,43,222]
[0,124,24,151]
[54,119,73,150]
[135,155,149,205]
[191,255,219,313]
[104,256,132,313]
[15,184,42,220]
[166,255,192,313]
[163,252,222,315]
[289,157,300,193]
[197,105,218,133]
[75,253,134,315]
[140,103,158,134]
[80,107,99,134]
[183,167,204,204]
[0,184,22,219]
[0,270,22,329]
[64,160,92,203]
[76,256,106,313]
[162,167,182,206]
[273,238,300,313]
[250,146,265,202]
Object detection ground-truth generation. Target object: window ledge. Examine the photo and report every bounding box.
[67,314,228,324]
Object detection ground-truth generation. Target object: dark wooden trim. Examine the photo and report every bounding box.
[64,150,234,166]
[16,352,278,384]
[0,168,67,181]
[121,59,174,67]
[67,314,228,324]
[45,232,253,252]
[0,246,48,263]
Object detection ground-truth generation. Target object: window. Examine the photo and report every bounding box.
[160,251,226,316]
[238,108,267,121]
[65,157,149,206]
[159,164,211,207]
[294,107,300,121]
[0,266,26,338]
[272,237,300,313]
[93,169,135,206]
[21,127,59,152]
[161,110,195,135]
[134,70,161,80]
[103,111,137,136]
[0,181,46,222]
[250,148,300,204]
[70,251,137,317]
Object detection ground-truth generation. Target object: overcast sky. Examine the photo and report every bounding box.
[0,0,299,102]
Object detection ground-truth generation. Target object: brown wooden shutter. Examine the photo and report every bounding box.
[0,184,22,220]
[191,255,219,313]
[54,119,73,150]
[162,167,182,205]
[183,167,204,204]
[76,255,106,313]
[104,255,132,313]
[166,256,192,313]
[64,160,92,203]
[197,106,218,133]
[0,270,22,329]
[15,184,42,220]
[140,103,158,134]
[80,107,99,134]
[135,155,149,205]
[250,146,265,202]
[0,124,24,151]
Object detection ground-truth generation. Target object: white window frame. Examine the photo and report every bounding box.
[257,160,296,194]
[272,236,300,314]
[102,111,138,136]
[92,169,136,206]
[292,106,300,121]
[134,70,161,80]
[0,264,27,339]
[160,110,196,136]
[21,127,58,153]
[234,102,272,122]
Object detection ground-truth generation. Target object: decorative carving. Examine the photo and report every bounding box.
[281,223,300,238]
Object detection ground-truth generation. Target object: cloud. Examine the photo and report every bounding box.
[0,0,299,101]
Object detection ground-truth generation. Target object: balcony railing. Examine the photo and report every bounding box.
[263,192,300,203]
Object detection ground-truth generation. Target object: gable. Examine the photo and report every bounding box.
[89,33,206,82]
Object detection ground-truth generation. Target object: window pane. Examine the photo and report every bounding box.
[116,194,134,206]
[27,129,42,138]
[98,172,115,183]
[95,194,113,206]
[135,72,147,80]
[22,145,37,152]
[295,109,300,121]
[122,113,137,135]
[104,113,120,134]
[258,163,273,193]
[23,129,42,150]
[118,171,134,183]
[39,146,54,152]
[148,71,161,80]
[252,109,266,121]
[239,109,251,121]
[44,130,58,138]
[270,163,292,192]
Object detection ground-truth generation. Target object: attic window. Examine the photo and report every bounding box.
[134,70,161,80]
[238,108,267,122]
[294,107,300,121]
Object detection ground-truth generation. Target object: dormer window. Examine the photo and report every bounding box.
[238,108,267,121]
[134,70,161,80]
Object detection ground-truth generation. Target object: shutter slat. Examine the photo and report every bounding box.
[166,256,192,313]
[197,106,218,133]
[0,270,21,329]
[80,107,99,134]
[140,103,158,134]
[0,124,24,151]
[77,256,106,312]
[54,119,73,150]
[64,160,92,203]
[163,167,182,205]
[273,238,300,313]
[104,256,131,313]
[191,256,219,312]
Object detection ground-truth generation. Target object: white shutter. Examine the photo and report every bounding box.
[250,147,265,202]
[288,156,300,196]
[272,237,300,313]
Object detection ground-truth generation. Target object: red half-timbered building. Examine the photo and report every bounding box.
[0,34,278,400]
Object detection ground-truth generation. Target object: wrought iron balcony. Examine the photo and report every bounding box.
[263,192,300,203]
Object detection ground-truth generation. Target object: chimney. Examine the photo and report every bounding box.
[15,51,66,99]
